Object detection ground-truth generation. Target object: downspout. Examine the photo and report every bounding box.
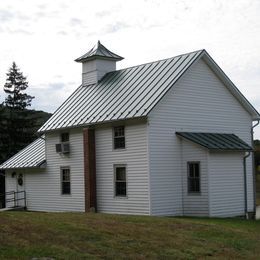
[243,151,251,219]
[251,120,260,215]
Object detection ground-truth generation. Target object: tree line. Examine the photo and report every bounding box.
[0,62,51,164]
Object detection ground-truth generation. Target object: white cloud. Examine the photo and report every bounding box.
[0,0,260,138]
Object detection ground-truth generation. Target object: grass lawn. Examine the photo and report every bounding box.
[0,212,260,259]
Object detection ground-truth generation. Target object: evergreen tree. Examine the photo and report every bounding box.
[2,63,35,159]
[4,62,34,109]
[0,103,9,164]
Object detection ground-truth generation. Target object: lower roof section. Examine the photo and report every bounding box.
[0,136,46,170]
[176,132,252,151]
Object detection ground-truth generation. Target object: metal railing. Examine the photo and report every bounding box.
[0,190,26,209]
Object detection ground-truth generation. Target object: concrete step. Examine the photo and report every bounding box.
[0,206,26,212]
[256,206,260,220]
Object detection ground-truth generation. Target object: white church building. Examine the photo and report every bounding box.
[1,41,259,218]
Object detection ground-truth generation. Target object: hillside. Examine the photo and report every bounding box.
[0,212,260,259]
[0,106,52,164]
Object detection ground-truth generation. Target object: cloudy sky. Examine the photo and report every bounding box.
[0,0,260,138]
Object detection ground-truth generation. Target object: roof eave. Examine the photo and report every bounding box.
[0,164,46,170]
[75,55,124,63]
[209,148,253,152]
[176,132,252,151]
[38,115,148,134]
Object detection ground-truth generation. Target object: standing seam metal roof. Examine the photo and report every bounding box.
[0,137,46,169]
[39,50,203,132]
[176,132,252,151]
[75,41,124,62]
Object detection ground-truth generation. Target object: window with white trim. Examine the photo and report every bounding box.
[113,126,125,149]
[187,162,200,193]
[61,167,71,195]
[61,132,69,143]
[114,165,127,197]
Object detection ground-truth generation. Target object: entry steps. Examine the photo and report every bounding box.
[0,206,26,212]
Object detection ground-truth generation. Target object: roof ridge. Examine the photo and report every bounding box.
[114,49,205,73]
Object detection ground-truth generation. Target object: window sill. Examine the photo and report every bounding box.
[114,196,128,199]
[187,193,201,196]
[113,148,126,152]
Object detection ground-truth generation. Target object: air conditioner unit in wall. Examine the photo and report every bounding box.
[62,143,70,153]
[55,143,70,154]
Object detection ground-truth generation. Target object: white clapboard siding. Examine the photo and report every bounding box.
[82,59,116,85]
[7,128,85,212]
[181,140,209,216]
[148,58,253,216]
[5,172,17,208]
[209,152,245,217]
[95,123,149,215]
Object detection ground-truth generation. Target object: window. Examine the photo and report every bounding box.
[61,168,71,195]
[187,162,200,193]
[114,126,125,149]
[61,132,69,143]
[115,165,127,197]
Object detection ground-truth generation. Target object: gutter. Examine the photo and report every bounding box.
[243,151,251,219]
[252,120,260,216]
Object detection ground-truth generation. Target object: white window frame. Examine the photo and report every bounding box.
[60,132,69,143]
[113,126,126,150]
[187,161,201,194]
[114,164,127,198]
[60,167,71,195]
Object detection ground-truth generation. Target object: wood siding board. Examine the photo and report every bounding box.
[181,140,209,216]
[95,123,150,215]
[148,58,253,216]
[209,152,245,217]
[5,129,85,212]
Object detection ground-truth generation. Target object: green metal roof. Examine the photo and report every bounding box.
[38,47,259,133]
[0,136,46,169]
[75,41,124,62]
[39,50,203,132]
[176,132,252,151]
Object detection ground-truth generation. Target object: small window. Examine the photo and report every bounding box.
[114,126,125,149]
[115,165,127,197]
[61,168,71,195]
[188,162,200,193]
[61,132,69,143]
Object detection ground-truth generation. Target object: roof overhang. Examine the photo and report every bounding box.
[176,132,252,151]
[0,160,46,170]
[38,115,148,134]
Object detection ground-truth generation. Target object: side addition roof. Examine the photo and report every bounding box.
[39,50,204,132]
[176,132,252,151]
[75,41,124,62]
[0,137,46,170]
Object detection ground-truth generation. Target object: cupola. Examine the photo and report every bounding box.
[75,41,124,86]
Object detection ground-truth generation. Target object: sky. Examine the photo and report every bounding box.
[0,0,260,138]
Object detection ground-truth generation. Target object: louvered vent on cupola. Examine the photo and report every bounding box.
[75,41,124,86]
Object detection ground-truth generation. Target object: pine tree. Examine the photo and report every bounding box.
[4,62,34,109]
[0,103,9,164]
[2,63,36,159]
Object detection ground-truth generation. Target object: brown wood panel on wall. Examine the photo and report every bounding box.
[83,128,96,212]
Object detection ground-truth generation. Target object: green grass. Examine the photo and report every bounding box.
[0,212,260,259]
